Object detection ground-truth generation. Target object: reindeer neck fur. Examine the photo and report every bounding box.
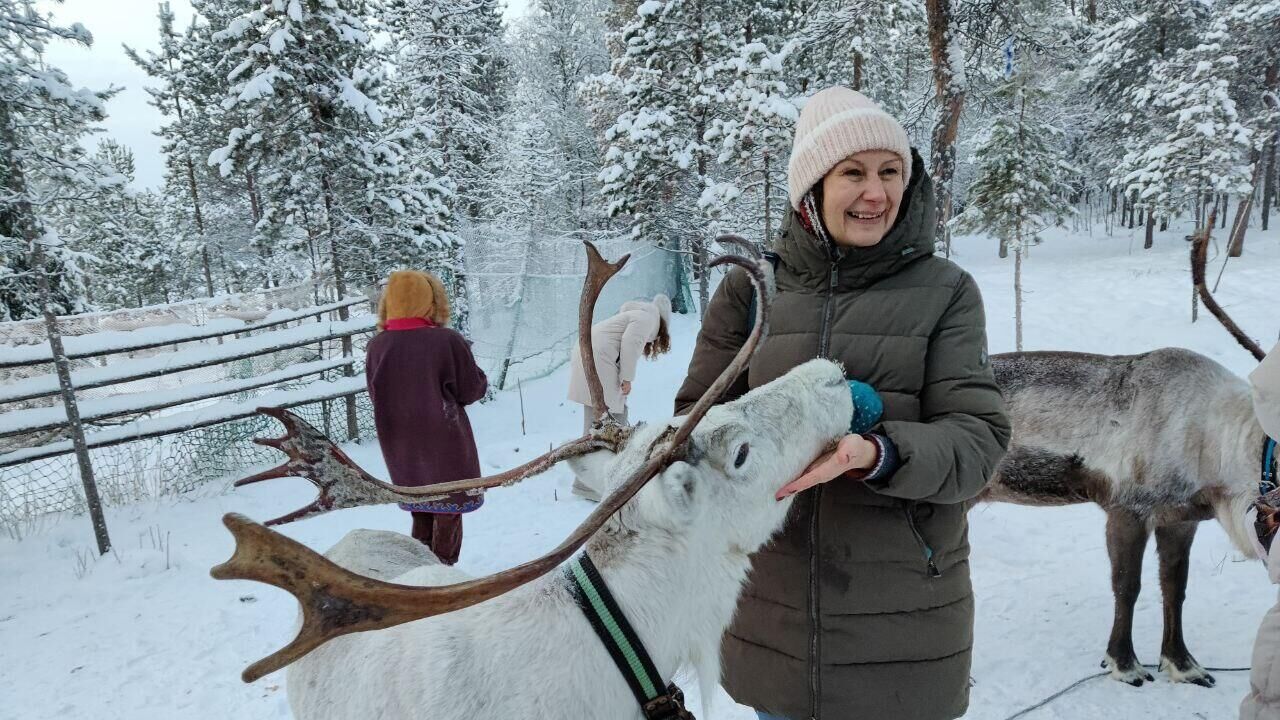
[1207,382,1269,554]
[580,499,760,690]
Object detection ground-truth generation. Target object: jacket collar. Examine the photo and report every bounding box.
[774,148,936,291]
[385,317,436,331]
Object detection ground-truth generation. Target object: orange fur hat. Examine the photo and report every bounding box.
[377,270,451,330]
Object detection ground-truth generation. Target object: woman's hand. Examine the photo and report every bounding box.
[620,380,632,396]
[776,434,879,500]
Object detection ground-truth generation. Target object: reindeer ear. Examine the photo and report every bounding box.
[658,461,700,520]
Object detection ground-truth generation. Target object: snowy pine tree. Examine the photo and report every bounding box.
[589,0,741,315]
[384,0,508,331]
[707,31,797,249]
[125,1,219,298]
[1123,17,1253,232]
[67,140,172,308]
[501,0,611,232]
[0,0,117,321]
[210,0,446,298]
[791,0,928,122]
[954,70,1074,350]
[1221,0,1280,241]
[1084,0,1207,246]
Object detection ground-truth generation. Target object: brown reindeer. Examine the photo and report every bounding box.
[979,209,1274,687]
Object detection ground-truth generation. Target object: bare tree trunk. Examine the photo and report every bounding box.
[1087,0,1096,23]
[927,0,964,257]
[853,51,863,91]
[1223,65,1274,254]
[321,169,359,442]
[1143,207,1155,249]
[246,171,262,224]
[695,235,710,318]
[201,246,215,298]
[1229,148,1266,257]
[171,85,214,299]
[1264,131,1277,232]
[185,155,213,297]
[1014,242,1024,351]
[763,150,773,243]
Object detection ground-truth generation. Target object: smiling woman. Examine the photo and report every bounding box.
[674,86,1011,720]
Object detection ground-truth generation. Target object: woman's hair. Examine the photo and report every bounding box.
[377,270,451,330]
[644,316,671,359]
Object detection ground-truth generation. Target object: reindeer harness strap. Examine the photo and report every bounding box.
[566,553,695,720]
[1263,437,1278,497]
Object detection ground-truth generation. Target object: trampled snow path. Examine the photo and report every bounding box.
[3,222,1277,719]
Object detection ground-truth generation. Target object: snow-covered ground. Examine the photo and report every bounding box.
[4,220,1278,720]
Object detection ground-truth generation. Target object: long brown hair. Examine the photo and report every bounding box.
[643,317,670,359]
[377,270,451,330]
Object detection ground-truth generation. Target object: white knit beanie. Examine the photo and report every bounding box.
[787,87,912,211]
[1251,341,1280,439]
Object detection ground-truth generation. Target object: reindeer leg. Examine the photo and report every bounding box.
[1103,509,1155,686]
[1156,521,1215,687]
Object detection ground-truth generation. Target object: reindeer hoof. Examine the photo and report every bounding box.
[1159,655,1216,687]
[1103,654,1153,686]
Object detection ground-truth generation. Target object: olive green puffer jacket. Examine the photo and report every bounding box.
[675,151,1010,720]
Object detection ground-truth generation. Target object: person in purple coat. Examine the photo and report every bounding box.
[365,270,488,565]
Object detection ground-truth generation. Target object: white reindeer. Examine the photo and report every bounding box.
[283,358,851,719]
[212,243,848,719]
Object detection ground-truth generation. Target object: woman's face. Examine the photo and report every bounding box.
[818,150,906,248]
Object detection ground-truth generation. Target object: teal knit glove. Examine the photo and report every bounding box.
[848,380,884,434]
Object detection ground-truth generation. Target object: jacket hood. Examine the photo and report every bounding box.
[774,148,936,291]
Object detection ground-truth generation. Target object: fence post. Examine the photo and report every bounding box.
[31,239,111,554]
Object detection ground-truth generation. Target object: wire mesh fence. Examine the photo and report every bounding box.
[0,235,676,538]
[465,229,682,390]
[0,393,376,539]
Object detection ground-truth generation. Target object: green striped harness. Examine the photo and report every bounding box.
[565,553,695,720]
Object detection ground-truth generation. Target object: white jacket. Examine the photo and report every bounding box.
[566,299,666,414]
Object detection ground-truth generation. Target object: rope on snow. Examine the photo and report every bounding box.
[999,665,1251,720]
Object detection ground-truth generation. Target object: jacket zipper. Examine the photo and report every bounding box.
[808,261,839,720]
[807,490,822,720]
[905,503,942,578]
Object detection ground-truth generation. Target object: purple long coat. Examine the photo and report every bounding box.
[365,325,489,512]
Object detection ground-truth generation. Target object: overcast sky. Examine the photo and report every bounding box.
[37,0,532,192]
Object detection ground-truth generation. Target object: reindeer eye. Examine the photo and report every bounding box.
[734,443,750,469]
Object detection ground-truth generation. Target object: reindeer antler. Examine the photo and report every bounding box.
[236,408,617,526]
[715,233,763,261]
[212,246,774,682]
[579,241,630,425]
[1191,205,1267,361]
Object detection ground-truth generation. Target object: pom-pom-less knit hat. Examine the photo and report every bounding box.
[787,87,912,211]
